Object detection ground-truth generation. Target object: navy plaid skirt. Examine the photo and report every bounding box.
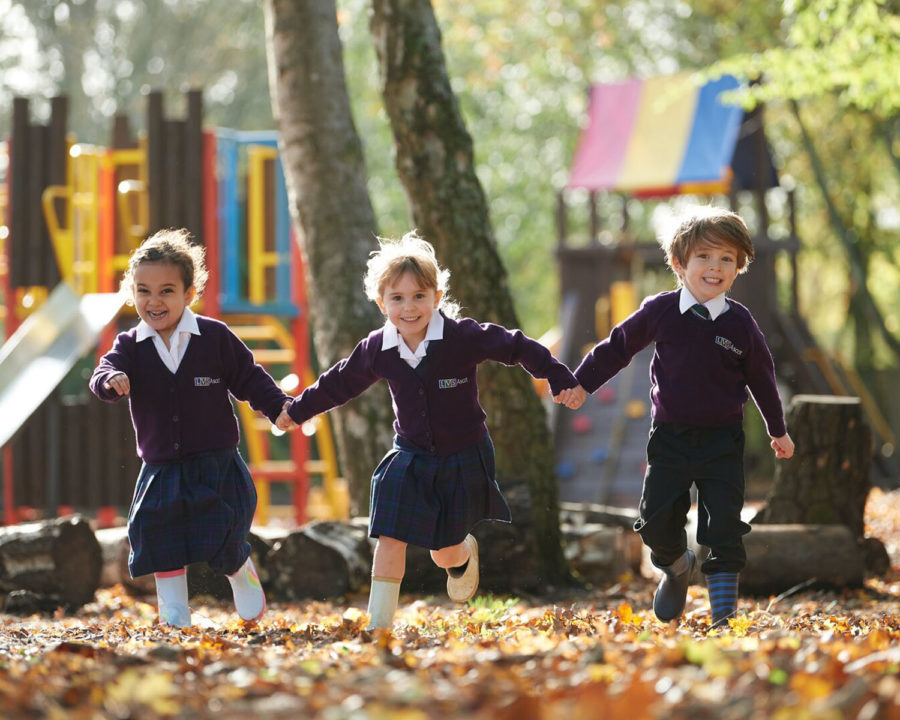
[369,433,511,550]
[127,447,256,578]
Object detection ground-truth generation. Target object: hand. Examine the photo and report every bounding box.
[103,373,130,396]
[771,433,794,459]
[553,385,587,410]
[276,401,298,431]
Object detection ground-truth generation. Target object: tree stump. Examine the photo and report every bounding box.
[753,395,872,535]
[0,515,102,610]
[752,395,889,574]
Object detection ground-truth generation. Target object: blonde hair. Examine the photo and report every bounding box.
[121,228,208,303]
[364,230,459,318]
[660,205,755,284]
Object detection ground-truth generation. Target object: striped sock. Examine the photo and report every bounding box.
[706,572,739,627]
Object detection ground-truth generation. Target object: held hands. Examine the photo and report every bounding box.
[553,385,587,410]
[770,433,795,459]
[275,401,298,432]
[103,373,130,396]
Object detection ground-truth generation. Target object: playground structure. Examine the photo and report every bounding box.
[554,73,896,506]
[0,90,345,528]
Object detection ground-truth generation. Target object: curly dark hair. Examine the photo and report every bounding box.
[121,228,208,303]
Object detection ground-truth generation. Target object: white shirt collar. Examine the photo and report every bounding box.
[381,310,445,364]
[136,306,201,342]
[678,287,729,320]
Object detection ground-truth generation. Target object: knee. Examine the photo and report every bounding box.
[376,536,407,557]
[431,543,466,568]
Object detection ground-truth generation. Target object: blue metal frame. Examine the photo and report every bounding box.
[215,129,298,317]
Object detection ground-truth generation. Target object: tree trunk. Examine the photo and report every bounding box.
[0,516,102,609]
[753,395,872,538]
[263,0,394,514]
[368,0,569,588]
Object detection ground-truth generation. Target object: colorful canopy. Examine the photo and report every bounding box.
[567,73,745,196]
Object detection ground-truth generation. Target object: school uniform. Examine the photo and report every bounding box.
[574,288,787,574]
[286,311,579,549]
[90,309,290,577]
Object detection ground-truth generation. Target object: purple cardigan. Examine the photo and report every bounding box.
[286,314,579,456]
[90,316,290,464]
[575,291,787,438]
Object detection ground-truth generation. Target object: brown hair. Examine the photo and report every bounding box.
[660,205,755,282]
[363,230,459,318]
[121,228,208,302]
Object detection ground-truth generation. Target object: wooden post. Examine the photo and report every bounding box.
[147,91,164,234]
[10,97,29,289]
[185,89,204,242]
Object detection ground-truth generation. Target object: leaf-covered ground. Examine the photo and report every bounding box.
[2,489,899,719]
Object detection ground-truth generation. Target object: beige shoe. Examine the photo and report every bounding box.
[446,534,479,603]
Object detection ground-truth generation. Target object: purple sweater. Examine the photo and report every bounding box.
[574,291,787,438]
[286,314,579,456]
[89,316,290,464]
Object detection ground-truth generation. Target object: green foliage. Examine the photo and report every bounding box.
[707,0,900,116]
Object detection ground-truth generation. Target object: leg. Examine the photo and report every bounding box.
[433,535,479,603]
[694,424,748,627]
[227,556,266,623]
[634,423,696,622]
[155,568,191,627]
[368,536,407,629]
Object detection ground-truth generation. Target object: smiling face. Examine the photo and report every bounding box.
[132,261,195,345]
[376,271,442,350]
[671,239,740,303]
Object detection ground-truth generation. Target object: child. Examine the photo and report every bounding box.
[276,231,581,629]
[90,229,290,627]
[571,205,794,628]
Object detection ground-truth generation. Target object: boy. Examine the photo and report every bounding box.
[568,205,794,628]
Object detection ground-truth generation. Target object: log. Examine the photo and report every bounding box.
[266,520,372,601]
[651,522,865,596]
[739,524,864,595]
[562,524,632,587]
[95,525,155,596]
[0,515,102,610]
[558,501,640,532]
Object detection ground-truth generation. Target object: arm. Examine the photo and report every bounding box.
[285,337,381,425]
[743,318,788,440]
[462,319,578,396]
[574,301,656,394]
[222,328,292,424]
[89,333,133,402]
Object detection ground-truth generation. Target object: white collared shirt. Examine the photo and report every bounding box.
[136,307,201,374]
[678,287,729,321]
[381,311,445,367]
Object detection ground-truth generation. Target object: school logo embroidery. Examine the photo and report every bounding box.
[194,377,222,387]
[438,377,469,389]
[715,336,744,357]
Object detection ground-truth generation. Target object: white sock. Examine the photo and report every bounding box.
[155,569,191,627]
[227,556,266,622]
[367,576,401,629]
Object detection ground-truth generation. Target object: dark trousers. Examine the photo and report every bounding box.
[633,421,750,574]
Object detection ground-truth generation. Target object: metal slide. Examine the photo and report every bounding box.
[0,283,123,448]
